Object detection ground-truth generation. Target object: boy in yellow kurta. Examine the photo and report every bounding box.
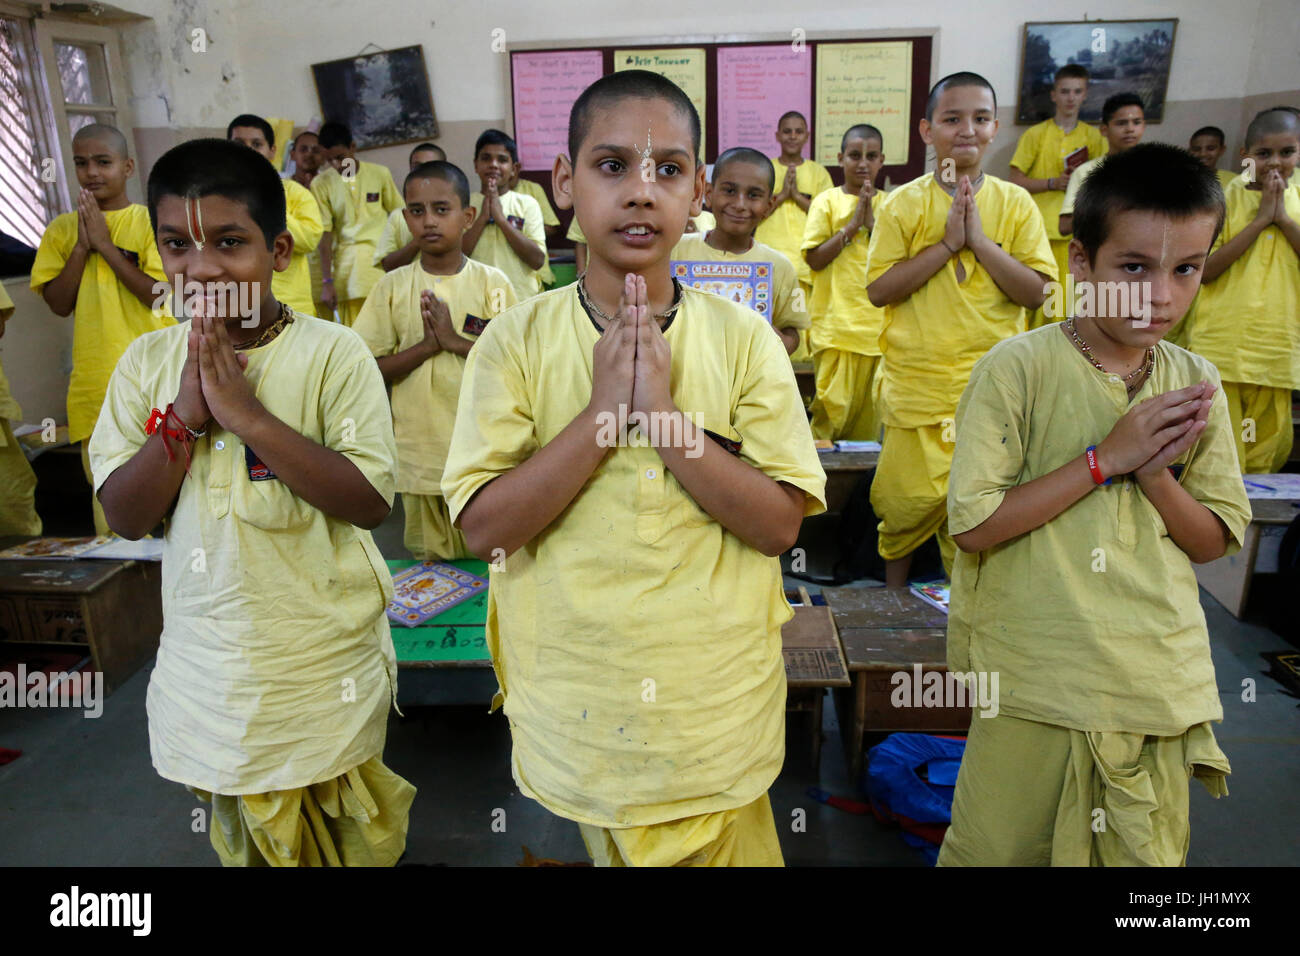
[442,71,826,867]
[464,130,548,300]
[0,283,40,535]
[354,161,517,559]
[1008,64,1107,328]
[1190,126,1244,191]
[802,125,889,440]
[89,139,414,867]
[1059,93,1146,238]
[670,147,809,355]
[374,144,446,273]
[30,123,171,535]
[866,74,1055,587]
[1184,107,1300,473]
[755,111,834,296]
[940,145,1247,866]
[228,114,323,316]
[312,122,404,326]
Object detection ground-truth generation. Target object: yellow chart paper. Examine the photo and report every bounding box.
[615,48,707,160]
[815,42,912,167]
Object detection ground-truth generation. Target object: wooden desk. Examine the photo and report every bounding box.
[1195,495,1300,618]
[821,586,970,781]
[782,588,850,769]
[0,555,162,693]
[817,449,880,514]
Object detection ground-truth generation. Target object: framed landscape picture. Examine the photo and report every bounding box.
[311,45,439,149]
[1016,19,1177,124]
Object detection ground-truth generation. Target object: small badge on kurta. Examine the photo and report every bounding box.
[506,215,525,230]
[115,247,139,266]
[366,192,380,202]
[463,313,489,336]
[245,444,276,481]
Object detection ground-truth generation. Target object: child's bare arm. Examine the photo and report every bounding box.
[99,328,209,538]
[381,236,422,272]
[462,201,491,256]
[955,383,1212,553]
[632,292,803,555]
[318,232,336,309]
[492,199,547,271]
[40,247,90,316]
[98,244,163,309]
[964,180,1048,308]
[868,190,964,307]
[1135,468,1230,563]
[776,326,799,354]
[1205,173,1283,282]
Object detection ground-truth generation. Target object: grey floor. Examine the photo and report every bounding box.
[1,501,1297,866]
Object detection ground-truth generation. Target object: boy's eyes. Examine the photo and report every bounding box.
[597,158,681,177]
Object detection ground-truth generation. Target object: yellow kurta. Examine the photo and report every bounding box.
[275,178,323,315]
[30,205,171,442]
[1010,119,1107,243]
[441,285,827,829]
[866,174,1055,428]
[89,316,400,794]
[801,186,889,356]
[669,233,809,334]
[311,162,404,304]
[468,190,547,300]
[0,283,22,422]
[513,180,559,286]
[947,325,1251,734]
[1185,176,1300,390]
[352,257,517,494]
[756,157,834,288]
[1216,168,1241,191]
[374,208,414,266]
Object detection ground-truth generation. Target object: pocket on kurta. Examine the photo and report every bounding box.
[230,470,314,531]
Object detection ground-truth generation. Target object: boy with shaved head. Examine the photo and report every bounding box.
[30,122,171,534]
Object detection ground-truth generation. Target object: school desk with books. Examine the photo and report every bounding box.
[1194,474,1300,618]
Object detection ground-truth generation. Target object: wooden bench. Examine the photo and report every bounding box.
[821,586,970,782]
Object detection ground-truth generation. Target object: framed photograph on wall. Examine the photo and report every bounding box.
[1016,19,1177,124]
[311,45,439,149]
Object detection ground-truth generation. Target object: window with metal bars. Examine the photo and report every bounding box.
[0,15,60,249]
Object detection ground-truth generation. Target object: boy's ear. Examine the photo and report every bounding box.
[461,203,475,231]
[552,153,574,211]
[1066,237,1090,284]
[272,229,293,272]
[690,162,706,218]
[122,156,136,178]
[918,119,933,147]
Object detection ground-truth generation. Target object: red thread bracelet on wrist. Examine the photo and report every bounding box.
[1085,445,1111,486]
[144,403,199,472]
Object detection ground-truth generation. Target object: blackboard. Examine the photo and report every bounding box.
[311,45,439,149]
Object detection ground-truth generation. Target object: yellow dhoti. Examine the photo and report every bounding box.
[1221,380,1293,474]
[870,423,956,573]
[193,755,416,867]
[577,792,783,867]
[337,298,366,327]
[938,711,1229,867]
[810,349,880,442]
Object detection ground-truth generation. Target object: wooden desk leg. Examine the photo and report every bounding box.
[850,674,868,784]
[811,690,823,771]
